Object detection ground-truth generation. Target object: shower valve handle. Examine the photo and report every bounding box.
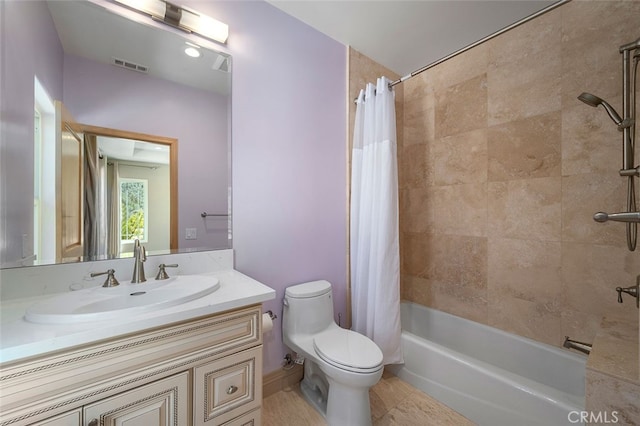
[616,285,639,307]
[616,276,640,308]
[593,211,640,223]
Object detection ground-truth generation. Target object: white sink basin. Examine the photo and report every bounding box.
[24,275,220,324]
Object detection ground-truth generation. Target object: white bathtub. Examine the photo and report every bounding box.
[387,302,587,426]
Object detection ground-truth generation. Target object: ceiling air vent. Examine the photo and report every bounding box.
[212,54,230,73]
[112,57,148,74]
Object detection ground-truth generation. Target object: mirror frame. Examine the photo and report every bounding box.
[79,123,179,251]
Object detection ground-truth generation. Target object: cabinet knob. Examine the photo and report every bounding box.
[226,385,238,395]
[88,419,99,426]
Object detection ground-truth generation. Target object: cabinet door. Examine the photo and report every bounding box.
[84,372,189,426]
[55,101,84,261]
[194,346,262,425]
[32,409,82,426]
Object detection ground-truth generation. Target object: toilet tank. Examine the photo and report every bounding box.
[283,280,335,336]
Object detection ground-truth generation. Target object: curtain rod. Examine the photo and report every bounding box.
[355,0,569,103]
[388,0,569,89]
[108,162,160,170]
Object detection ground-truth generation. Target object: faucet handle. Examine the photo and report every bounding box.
[156,263,178,280]
[615,278,640,308]
[90,269,120,287]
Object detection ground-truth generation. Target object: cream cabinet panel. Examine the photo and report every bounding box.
[31,410,81,426]
[194,347,262,425]
[222,408,261,426]
[84,372,189,426]
[0,305,262,426]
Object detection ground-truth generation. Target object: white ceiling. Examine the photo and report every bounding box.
[267,0,559,76]
[47,0,231,95]
[48,1,559,91]
[98,136,170,165]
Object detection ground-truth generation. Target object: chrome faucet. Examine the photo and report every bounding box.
[155,263,178,280]
[131,239,147,283]
[91,269,120,287]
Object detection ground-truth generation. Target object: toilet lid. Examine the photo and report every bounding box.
[285,280,331,298]
[313,329,383,372]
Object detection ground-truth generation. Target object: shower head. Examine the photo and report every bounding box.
[577,92,602,107]
[577,92,623,126]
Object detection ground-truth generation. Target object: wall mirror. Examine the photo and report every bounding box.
[0,0,232,268]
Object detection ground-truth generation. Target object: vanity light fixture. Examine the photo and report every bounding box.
[114,0,229,44]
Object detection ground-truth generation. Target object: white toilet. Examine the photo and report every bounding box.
[282,280,384,426]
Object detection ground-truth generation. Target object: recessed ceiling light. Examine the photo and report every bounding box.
[184,46,201,58]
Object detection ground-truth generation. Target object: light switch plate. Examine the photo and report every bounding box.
[185,228,197,240]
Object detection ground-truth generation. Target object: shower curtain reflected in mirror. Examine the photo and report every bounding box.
[350,76,403,365]
[84,134,119,259]
[107,161,120,258]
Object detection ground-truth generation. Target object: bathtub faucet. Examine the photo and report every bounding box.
[562,337,592,355]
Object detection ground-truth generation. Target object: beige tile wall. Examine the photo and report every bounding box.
[346,1,639,347]
[396,0,640,347]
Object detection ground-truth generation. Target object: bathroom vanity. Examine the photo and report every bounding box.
[0,250,275,426]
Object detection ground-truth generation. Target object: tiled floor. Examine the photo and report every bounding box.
[262,370,475,425]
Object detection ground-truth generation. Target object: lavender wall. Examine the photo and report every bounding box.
[1,0,347,375]
[0,1,63,266]
[63,54,230,251]
[185,0,348,373]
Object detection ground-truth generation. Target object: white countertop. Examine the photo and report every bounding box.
[0,269,276,364]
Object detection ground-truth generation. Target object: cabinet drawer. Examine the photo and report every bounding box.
[222,408,261,426]
[194,347,262,425]
[31,410,81,426]
[84,372,189,426]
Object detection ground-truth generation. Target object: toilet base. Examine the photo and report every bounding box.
[299,361,328,418]
[300,379,328,418]
[325,375,374,426]
[298,360,378,426]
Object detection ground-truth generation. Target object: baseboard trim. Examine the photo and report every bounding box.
[263,363,303,398]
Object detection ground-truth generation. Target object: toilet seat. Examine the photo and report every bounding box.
[313,329,383,374]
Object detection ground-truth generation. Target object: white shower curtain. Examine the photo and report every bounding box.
[350,77,403,365]
[107,161,120,258]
